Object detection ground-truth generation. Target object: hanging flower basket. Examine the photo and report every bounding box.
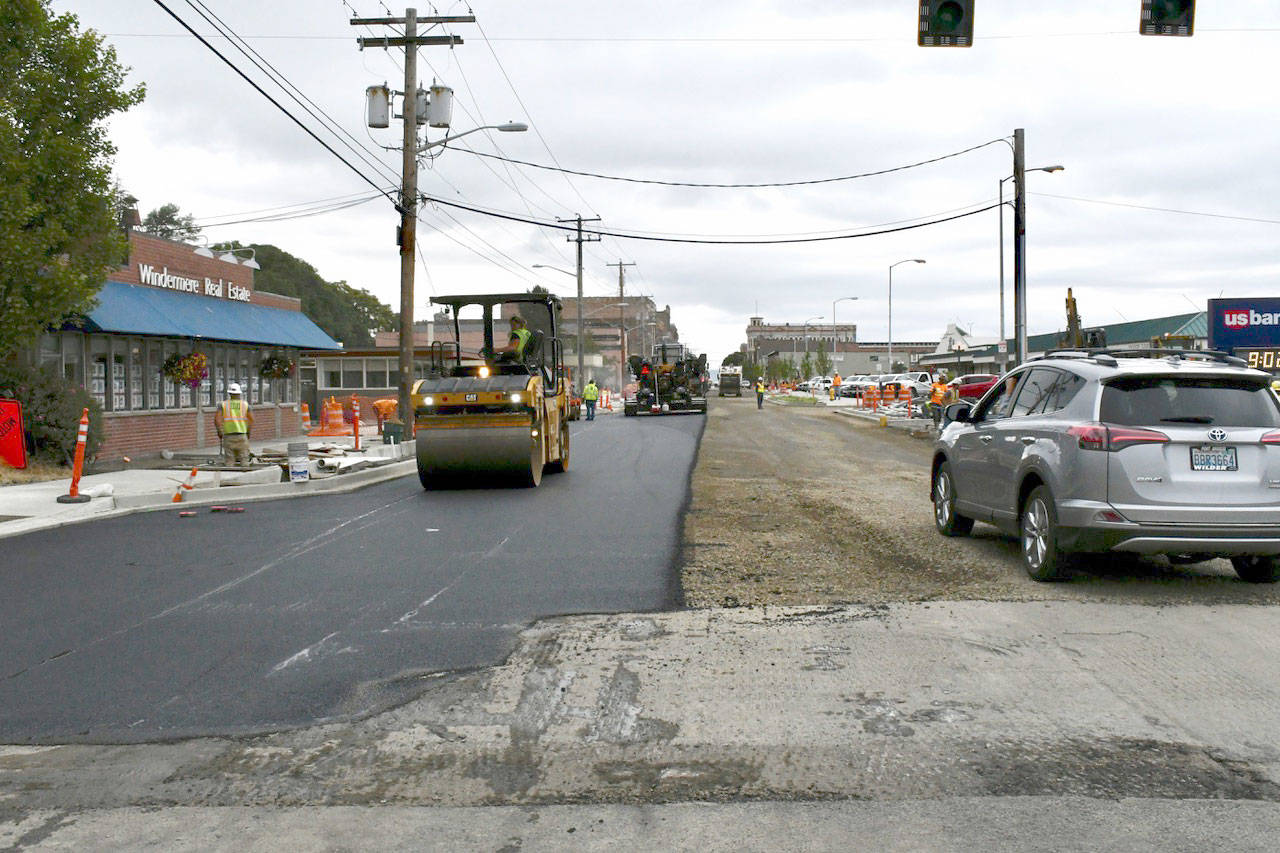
[259,355,294,379]
[161,352,208,388]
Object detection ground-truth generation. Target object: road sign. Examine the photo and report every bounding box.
[0,399,27,469]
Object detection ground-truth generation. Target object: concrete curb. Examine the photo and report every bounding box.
[0,450,418,540]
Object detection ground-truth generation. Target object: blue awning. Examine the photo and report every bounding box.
[73,280,341,349]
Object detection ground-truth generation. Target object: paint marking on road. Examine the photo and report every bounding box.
[384,537,510,633]
[270,631,339,674]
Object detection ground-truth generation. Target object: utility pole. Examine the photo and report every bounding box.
[606,260,635,391]
[558,215,600,387]
[1012,127,1027,366]
[353,9,470,429]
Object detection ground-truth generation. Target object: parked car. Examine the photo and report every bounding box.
[881,372,933,397]
[930,349,1280,582]
[949,373,999,400]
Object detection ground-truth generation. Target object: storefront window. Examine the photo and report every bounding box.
[320,359,342,389]
[239,353,250,404]
[164,341,177,408]
[343,360,363,389]
[111,345,126,412]
[129,340,144,410]
[366,358,388,388]
[38,334,60,370]
[89,337,109,409]
[148,342,163,409]
[62,333,83,387]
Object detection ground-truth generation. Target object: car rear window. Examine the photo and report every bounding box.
[1100,376,1280,427]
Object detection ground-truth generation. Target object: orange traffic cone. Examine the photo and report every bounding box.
[300,401,312,429]
[172,466,198,503]
[56,408,91,504]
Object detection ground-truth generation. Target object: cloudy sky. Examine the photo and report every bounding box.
[52,0,1280,364]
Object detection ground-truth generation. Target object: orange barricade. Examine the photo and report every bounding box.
[899,385,912,418]
[372,398,397,433]
[308,397,351,437]
[865,387,879,410]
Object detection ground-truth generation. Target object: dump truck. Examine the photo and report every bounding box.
[718,365,743,397]
[410,292,570,488]
[624,343,708,416]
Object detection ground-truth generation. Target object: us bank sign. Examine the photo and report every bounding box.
[137,264,251,302]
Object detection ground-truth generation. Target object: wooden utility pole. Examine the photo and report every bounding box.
[558,215,600,387]
[606,260,635,391]
[1012,127,1027,366]
[353,9,471,429]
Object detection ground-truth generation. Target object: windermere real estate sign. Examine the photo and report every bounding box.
[137,264,251,302]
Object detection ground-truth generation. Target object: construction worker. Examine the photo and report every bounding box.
[582,378,600,421]
[494,315,531,361]
[755,377,766,410]
[928,377,950,427]
[831,372,842,401]
[214,382,253,466]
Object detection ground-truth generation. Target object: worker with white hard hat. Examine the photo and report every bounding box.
[214,382,254,466]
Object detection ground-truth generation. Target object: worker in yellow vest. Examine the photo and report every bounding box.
[582,379,600,421]
[214,382,254,465]
[755,378,766,410]
[495,315,531,362]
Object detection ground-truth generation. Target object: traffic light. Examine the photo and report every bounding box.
[1140,0,1194,36]
[918,1,974,47]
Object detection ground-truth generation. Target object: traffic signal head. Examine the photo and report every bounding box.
[918,1,974,47]
[1141,0,1194,36]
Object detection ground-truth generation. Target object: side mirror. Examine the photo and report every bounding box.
[944,402,972,424]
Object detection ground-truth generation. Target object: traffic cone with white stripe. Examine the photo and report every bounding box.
[172,466,198,503]
[56,408,91,504]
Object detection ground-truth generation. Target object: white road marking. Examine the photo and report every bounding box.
[270,631,339,673]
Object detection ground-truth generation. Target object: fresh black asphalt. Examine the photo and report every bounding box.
[0,413,704,743]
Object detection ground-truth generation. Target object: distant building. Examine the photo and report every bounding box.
[741,315,933,375]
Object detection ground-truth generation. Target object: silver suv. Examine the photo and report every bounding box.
[931,349,1280,582]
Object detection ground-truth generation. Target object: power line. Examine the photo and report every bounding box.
[421,193,1000,244]
[1032,191,1280,226]
[453,138,1009,188]
[147,0,398,208]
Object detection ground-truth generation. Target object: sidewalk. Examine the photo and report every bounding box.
[0,425,415,540]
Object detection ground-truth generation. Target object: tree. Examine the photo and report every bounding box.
[815,341,833,378]
[800,352,814,381]
[249,244,395,347]
[721,351,747,367]
[0,0,145,355]
[141,202,201,242]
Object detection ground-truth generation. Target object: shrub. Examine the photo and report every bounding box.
[0,358,103,466]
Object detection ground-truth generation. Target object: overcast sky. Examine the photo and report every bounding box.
[52,0,1280,365]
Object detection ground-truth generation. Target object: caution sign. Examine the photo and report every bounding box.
[0,399,26,470]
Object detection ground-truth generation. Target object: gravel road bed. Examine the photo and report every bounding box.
[680,396,1280,607]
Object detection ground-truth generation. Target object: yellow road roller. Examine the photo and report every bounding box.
[410,292,570,488]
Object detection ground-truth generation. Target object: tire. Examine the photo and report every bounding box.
[546,420,570,474]
[1021,485,1068,581]
[1231,555,1280,583]
[933,462,974,537]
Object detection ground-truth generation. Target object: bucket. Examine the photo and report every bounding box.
[287,441,310,483]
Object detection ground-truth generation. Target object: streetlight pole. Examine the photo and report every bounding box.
[999,161,1062,371]
[832,296,858,375]
[888,259,926,374]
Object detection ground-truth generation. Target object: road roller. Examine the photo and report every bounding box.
[410,292,570,488]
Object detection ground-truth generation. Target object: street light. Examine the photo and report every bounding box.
[832,296,858,375]
[422,122,527,155]
[888,259,926,374]
[999,165,1062,371]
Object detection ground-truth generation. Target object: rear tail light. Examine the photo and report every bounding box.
[1068,424,1170,451]
[1263,431,1280,445]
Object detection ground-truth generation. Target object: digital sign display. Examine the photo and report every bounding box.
[1236,348,1280,372]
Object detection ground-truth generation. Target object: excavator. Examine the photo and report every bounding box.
[409,292,570,488]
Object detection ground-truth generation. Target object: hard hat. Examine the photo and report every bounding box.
[228,382,242,394]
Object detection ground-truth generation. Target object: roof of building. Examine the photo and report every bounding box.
[73,280,341,349]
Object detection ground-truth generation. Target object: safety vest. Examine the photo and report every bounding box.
[930,382,948,405]
[512,327,531,356]
[583,383,599,401]
[756,381,765,393]
[221,399,249,434]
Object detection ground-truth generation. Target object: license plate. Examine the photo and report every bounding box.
[1190,445,1237,472]
[465,393,477,402]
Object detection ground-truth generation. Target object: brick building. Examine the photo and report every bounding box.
[28,230,338,461]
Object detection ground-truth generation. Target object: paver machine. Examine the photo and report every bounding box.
[410,292,570,488]
[624,342,709,416]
